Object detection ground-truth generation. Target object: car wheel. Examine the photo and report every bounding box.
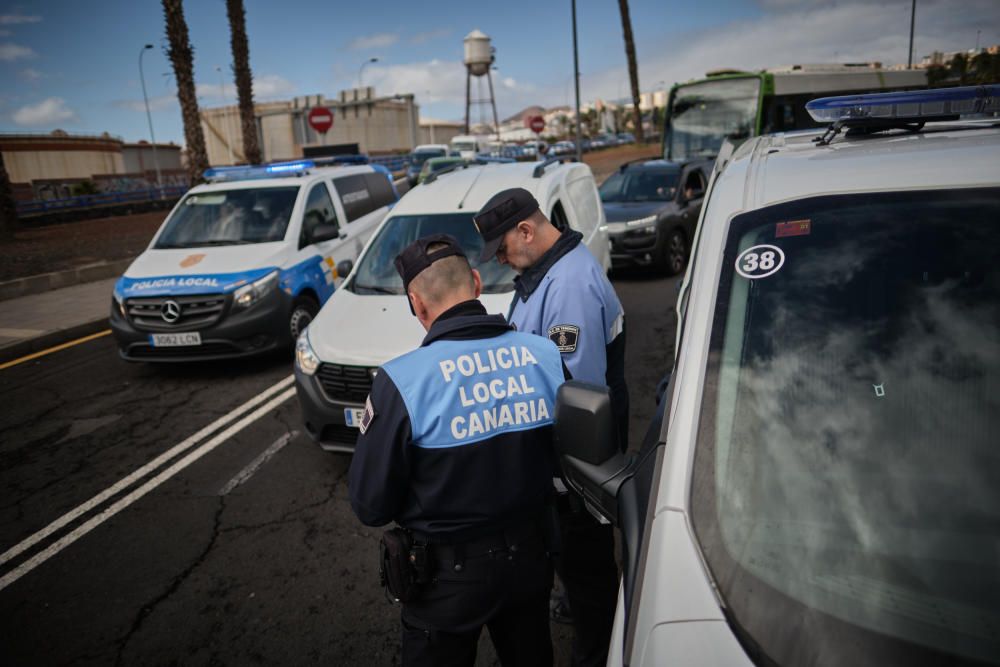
[661,228,688,276]
[289,295,319,342]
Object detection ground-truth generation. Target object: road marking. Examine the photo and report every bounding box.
[219,430,298,496]
[0,329,112,371]
[0,385,297,593]
[0,374,295,571]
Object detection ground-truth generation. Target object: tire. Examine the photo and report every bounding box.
[288,295,319,343]
[661,227,688,276]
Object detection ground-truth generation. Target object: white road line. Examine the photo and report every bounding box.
[0,386,297,593]
[219,430,298,496]
[0,374,295,570]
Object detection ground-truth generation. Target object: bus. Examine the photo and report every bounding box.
[662,63,928,161]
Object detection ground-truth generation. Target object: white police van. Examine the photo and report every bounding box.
[553,86,1000,666]
[110,159,397,361]
[294,157,611,451]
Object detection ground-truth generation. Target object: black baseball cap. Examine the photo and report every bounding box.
[394,233,468,314]
[473,187,540,263]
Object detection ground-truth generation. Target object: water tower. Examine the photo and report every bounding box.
[463,29,500,137]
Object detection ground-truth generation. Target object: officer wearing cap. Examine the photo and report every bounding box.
[348,234,567,666]
[475,188,627,667]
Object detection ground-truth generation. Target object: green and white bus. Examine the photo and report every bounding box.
[663,64,928,161]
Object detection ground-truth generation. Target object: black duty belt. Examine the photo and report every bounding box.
[416,519,546,571]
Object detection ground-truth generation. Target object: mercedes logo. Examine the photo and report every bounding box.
[161,300,182,323]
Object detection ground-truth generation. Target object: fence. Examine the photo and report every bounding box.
[16,186,188,216]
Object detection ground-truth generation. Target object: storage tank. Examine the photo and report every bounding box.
[463,30,493,77]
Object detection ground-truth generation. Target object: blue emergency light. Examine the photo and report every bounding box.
[806,84,1000,123]
[203,160,316,182]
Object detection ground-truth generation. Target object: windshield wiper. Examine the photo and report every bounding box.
[190,239,255,246]
[352,283,399,295]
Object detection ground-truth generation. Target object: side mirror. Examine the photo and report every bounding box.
[554,381,630,524]
[336,259,354,279]
[310,223,340,244]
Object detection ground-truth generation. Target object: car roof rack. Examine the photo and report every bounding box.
[807,84,1000,146]
[532,156,577,178]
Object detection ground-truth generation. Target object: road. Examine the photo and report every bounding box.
[0,269,678,666]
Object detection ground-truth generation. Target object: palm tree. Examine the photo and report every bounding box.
[0,152,18,241]
[162,0,209,184]
[617,0,643,142]
[225,0,262,165]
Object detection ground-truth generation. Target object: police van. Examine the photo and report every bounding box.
[110,160,397,361]
[553,86,1000,665]
[294,158,611,452]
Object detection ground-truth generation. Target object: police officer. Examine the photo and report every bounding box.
[348,234,566,667]
[475,188,627,667]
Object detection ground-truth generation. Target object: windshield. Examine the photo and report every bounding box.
[154,187,298,248]
[665,76,760,161]
[351,213,515,295]
[691,189,1000,666]
[411,149,445,166]
[599,169,678,203]
[452,141,476,152]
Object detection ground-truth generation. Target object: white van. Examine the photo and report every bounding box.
[449,134,486,160]
[110,160,397,361]
[294,158,611,451]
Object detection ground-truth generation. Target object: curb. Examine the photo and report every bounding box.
[0,258,134,303]
[0,317,110,365]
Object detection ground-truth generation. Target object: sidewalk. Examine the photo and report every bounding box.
[0,278,116,363]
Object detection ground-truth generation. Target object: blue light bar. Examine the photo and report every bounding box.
[806,84,1000,123]
[203,160,315,182]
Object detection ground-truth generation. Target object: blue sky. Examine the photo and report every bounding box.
[1,0,997,146]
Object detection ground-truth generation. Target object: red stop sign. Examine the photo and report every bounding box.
[308,106,334,134]
[528,115,545,133]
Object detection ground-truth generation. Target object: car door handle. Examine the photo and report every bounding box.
[339,232,347,240]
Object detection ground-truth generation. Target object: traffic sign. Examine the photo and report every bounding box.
[526,115,545,134]
[308,107,334,134]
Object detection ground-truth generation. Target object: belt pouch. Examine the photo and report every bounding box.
[380,527,419,603]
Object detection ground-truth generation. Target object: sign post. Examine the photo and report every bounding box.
[308,107,334,135]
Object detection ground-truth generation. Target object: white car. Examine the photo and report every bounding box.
[295,158,611,451]
[110,160,396,361]
[554,86,1000,666]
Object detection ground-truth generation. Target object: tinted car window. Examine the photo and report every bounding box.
[351,213,515,295]
[300,183,340,247]
[155,187,299,248]
[692,189,1000,666]
[599,169,679,203]
[363,173,395,210]
[334,174,374,222]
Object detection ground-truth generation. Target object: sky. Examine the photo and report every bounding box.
[1,0,997,146]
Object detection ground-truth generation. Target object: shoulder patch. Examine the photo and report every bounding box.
[359,395,376,435]
[548,324,580,353]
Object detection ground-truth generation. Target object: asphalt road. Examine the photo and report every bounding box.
[0,269,678,666]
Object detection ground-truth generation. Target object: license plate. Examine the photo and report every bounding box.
[149,332,202,347]
[344,408,365,428]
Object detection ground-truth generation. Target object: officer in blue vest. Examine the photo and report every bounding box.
[475,188,627,667]
[348,233,567,667]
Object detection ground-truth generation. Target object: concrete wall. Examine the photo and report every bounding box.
[122,143,183,173]
[418,122,464,146]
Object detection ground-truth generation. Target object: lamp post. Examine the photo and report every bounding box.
[215,65,235,164]
[572,0,582,162]
[358,57,378,90]
[139,44,163,192]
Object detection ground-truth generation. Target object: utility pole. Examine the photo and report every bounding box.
[572,0,582,163]
[216,66,235,164]
[139,44,164,192]
[907,0,916,69]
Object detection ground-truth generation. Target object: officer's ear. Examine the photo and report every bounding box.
[410,291,432,330]
[471,268,482,298]
[515,220,534,243]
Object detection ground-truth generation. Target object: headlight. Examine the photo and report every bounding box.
[295,331,320,375]
[112,292,126,319]
[626,214,658,229]
[232,270,279,311]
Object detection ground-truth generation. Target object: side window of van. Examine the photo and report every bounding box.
[334,174,374,223]
[300,183,340,249]
[363,173,396,210]
[550,201,570,232]
[566,176,600,234]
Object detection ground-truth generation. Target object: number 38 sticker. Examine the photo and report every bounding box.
[736,244,785,279]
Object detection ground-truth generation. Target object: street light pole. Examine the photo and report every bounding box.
[572,0,582,163]
[139,44,163,192]
[907,0,916,69]
[358,57,378,90]
[216,65,235,164]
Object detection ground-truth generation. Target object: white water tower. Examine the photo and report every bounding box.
[463,29,499,136]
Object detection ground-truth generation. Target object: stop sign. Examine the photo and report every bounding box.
[308,106,334,134]
[525,115,545,134]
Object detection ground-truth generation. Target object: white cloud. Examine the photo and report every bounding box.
[18,67,42,81]
[0,42,35,61]
[116,74,295,114]
[348,32,398,51]
[253,74,296,99]
[502,77,517,89]
[0,14,41,25]
[365,59,467,105]
[12,97,77,126]
[0,29,10,37]
[410,28,451,45]
[558,0,1000,107]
